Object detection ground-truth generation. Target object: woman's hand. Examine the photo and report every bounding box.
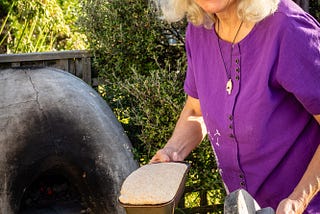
[276,198,304,214]
[150,147,182,163]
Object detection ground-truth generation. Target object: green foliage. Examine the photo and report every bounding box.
[309,0,320,22]
[80,0,186,79]
[99,63,186,164]
[0,0,87,53]
[187,139,226,198]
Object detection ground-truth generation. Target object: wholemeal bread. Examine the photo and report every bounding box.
[119,162,189,205]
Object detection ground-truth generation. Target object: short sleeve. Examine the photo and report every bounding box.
[183,24,199,99]
[276,16,320,114]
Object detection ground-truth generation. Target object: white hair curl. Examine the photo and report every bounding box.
[155,0,280,28]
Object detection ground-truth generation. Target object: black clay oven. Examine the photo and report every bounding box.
[0,68,138,213]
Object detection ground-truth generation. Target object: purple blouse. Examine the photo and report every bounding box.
[184,0,320,212]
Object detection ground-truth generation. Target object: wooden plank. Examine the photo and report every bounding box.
[180,204,224,214]
[69,58,76,75]
[75,58,83,79]
[82,57,91,84]
[0,50,90,63]
[0,50,93,85]
[55,59,69,72]
[11,62,21,68]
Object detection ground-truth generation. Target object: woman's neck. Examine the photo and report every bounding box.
[215,0,239,29]
[215,11,255,43]
[213,1,242,41]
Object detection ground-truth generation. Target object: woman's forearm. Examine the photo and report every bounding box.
[163,96,207,160]
[285,115,320,212]
[287,144,320,212]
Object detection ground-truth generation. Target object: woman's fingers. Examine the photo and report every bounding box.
[150,149,171,163]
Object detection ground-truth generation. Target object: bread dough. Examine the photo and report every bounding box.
[119,162,189,205]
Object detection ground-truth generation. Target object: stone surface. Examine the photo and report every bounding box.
[224,189,275,214]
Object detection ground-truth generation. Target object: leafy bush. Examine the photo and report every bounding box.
[309,0,320,21]
[79,0,186,79]
[0,0,87,53]
[98,62,186,164]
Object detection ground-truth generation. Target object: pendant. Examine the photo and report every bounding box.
[226,79,233,95]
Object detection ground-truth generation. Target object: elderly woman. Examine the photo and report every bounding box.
[150,0,320,213]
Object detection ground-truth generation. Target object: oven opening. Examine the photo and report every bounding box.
[19,170,91,214]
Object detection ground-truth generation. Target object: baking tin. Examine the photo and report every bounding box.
[119,161,190,214]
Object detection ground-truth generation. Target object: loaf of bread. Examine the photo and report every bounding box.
[119,162,189,205]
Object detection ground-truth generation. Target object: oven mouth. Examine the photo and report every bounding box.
[18,169,91,214]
